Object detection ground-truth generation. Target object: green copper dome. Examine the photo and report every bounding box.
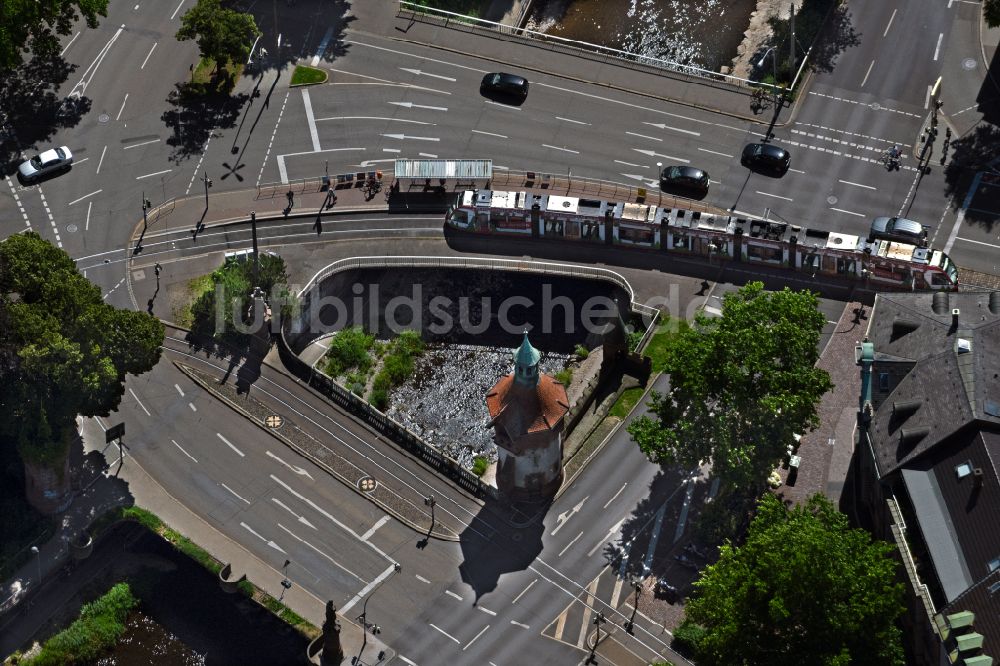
[513,332,541,387]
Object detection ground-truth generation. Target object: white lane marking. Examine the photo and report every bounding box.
[240,521,286,553]
[626,131,661,142]
[755,190,793,201]
[484,100,521,110]
[445,590,463,601]
[558,531,584,557]
[861,59,875,87]
[464,624,489,651]
[381,133,440,142]
[311,26,334,66]
[944,202,968,254]
[478,606,497,616]
[116,93,129,121]
[124,138,160,150]
[556,116,590,125]
[415,574,431,584]
[360,515,391,541]
[136,169,172,180]
[188,402,197,412]
[221,482,251,504]
[301,88,321,152]
[258,90,289,187]
[933,33,943,61]
[542,143,580,155]
[217,433,245,457]
[954,235,1000,249]
[883,8,897,36]
[170,0,186,19]
[512,579,536,604]
[429,624,460,644]
[34,186,62,247]
[471,129,507,138]
[511,620,529,629]
[67,189,102,206]
[387,101,448,111]
[5,176,33,230]
[587,517,625,557]
[381,147,401,153]
[830,207,866,217]
[69,25,124,100]
[788,167,806,174]
[613,160,646,168]
[400,67,456,81]
[271,498,318,530]
[102,277,125,299]
[174,383,185,397]
[128,388,151,416]
[265,450,314,480]
[60,31,81,56]
[85,201,92,231]
[603,483,628,509]
[341,563,401,615]
[418,152,438,158]
[96,145,107,174]
[838,179,876,190]
[277,523,370,580]
[697,147,733,158]
[551,496,589,536]
[140,42,157,69]
[633,148,689,163]
[171,439,198,463]
[318,115,434,126]
[398,657,418,666]
[185,135,212,195]
[924,84,932,110]
[643,121,701,136]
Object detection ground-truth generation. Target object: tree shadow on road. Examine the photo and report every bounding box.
[765,0,861,78]
[161,79,248,165]
[0,53,89,175]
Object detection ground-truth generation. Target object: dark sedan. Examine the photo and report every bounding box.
[741,143,791,175]
[660,165,710,198]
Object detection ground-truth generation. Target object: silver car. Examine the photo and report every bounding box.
[869,216,927,246]
[18,146,74,181]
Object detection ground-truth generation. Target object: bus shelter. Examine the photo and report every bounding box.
[393,159,492,191]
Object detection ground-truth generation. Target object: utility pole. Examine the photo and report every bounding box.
[203,172,212,208]
[358,563,401,660]
[790,4,796,68]
[250,211,260,291]
[279,559,292,602]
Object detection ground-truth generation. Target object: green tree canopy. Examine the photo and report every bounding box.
[0,232,163,462]
[175,0,259,68]
[628,282,833,490]
[986,0,1000,28]
[0,0,108,71]
[683,493,905,666]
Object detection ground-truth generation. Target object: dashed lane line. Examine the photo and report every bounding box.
[259,90,290,187]
[37,186,63,248]
[4,175,32,230]
[807,91,921,118]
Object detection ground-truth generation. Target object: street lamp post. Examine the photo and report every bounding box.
[30,546,41,589]
[424,495,436,528]
[358,563,401,658]
[279,559,292,603]
[758,47,780,107]
[625,575,642,634]
[203,172,212,208]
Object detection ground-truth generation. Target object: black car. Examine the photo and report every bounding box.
[660,165,710,197]
[741,143,791,175]
[480,72,529,103]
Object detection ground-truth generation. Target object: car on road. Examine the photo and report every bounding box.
[741,143,790,175]
[480,72,529,104]
[18,146,74,182]
[660,165,710,198]
[869,216,927,246]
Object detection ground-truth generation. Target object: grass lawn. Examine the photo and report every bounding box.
[643,317,691,373]
[610,386,646,419]
[290,65,328,86]
[190,57,244,94]
[173,273,214,328]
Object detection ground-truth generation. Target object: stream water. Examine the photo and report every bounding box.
[527,0,757,72]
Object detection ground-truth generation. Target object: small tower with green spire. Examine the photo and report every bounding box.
[486,332,570,501]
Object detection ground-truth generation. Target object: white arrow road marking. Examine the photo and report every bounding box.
[399,67,456,81]
[240,521,286,553]
[69,24,125,99]
[276,523,365,581]
[271,498,318,530]
[633,148,690,163]
[388,101,449,111]
[626,131,661,142]
[643,121,701,136]
[550,496,589,536]
[357,158,399,167]
[587,517,625,557]
[381,133,440,142]
[620,173,657,185]
[221,483,251,505]
[266,450,314,480]
[614,160,647,168]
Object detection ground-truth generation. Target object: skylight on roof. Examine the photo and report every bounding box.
[955,461,973,479]
[989,556,1000,573]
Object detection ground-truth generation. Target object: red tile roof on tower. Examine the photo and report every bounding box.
[486,373,570,440]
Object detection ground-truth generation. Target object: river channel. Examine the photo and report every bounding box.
[527,0,757,72]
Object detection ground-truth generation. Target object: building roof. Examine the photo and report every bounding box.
[514,331,541,369]
[940,569,1000,661]
[486,373,569,444]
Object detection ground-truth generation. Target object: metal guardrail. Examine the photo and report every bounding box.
[397,1,783,95]
[887,497,937,629]
[256,177,326,199]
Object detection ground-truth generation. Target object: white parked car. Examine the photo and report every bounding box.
[18,146,73,182]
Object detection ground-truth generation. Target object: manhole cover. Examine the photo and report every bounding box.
[511,531,523,542]
[66,224,78,233]
[265,415,283,428]
[869,102,881,111]
[358,476,377,493]
[827,195,838,205]
[963,58,977,70]
[98,113,110,124]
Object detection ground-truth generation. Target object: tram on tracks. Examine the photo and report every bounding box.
[445,189,959,292]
